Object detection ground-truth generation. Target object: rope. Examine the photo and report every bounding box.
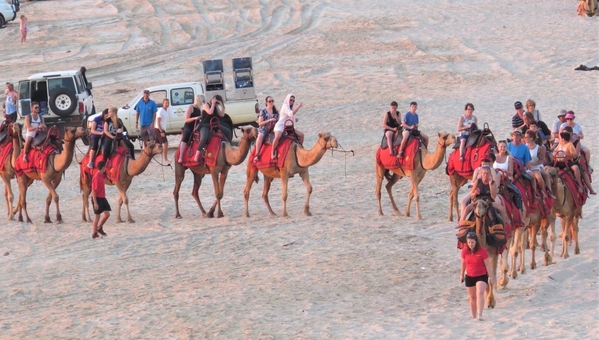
[330,142,355,178]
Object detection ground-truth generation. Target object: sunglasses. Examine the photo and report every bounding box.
[566,118,573,120]
[289,99,295,102]
[267,100,274,103]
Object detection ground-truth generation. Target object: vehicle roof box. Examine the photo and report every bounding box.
[229,57,255,101]
[203,59,226,101]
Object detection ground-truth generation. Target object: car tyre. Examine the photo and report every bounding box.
[0,15,6,28]
[49,87,78,117]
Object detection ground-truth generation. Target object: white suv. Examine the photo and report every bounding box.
[0,0,19,28]
[17,67,95,131]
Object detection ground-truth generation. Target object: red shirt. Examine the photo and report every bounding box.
[461,246,489,277]
[92,172,106,198]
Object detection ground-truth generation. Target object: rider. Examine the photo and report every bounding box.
[457,103,477,162]
[398,102,428,157]
[271,94,304,160]
[553,130,593,194]
[253,96,279,162]
[524,129,554,199]
[460,166,508,226]
[382,101,401,156]
[22,101,46,163]
[87,108,108,169]
[192,94,232,163]
[101,107,135,160]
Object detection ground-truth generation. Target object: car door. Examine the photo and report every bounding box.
[17,80,31,118]
[168,86,195,133]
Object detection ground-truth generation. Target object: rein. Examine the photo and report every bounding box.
[328,140,354,178]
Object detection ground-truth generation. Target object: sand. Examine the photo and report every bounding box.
[0,0,597,338]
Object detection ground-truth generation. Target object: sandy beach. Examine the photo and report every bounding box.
[1,0,598,338]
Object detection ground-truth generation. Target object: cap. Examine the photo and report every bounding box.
[143,89,150,94]
[557,109,567,117]
[565,113,575,119]
[514,101,523,109]
[511,128,523,135]
[466,232,477,240]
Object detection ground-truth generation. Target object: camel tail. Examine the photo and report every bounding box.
[384,169,393,181]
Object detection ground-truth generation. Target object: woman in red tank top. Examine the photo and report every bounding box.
[460,232,495,320]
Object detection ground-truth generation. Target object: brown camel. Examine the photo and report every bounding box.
[448,172,472,222]
[376,132,456,220]
[16,126,87,223]
[80,141,163,223]
[472,199,498,309]
[0,122,22,220]
[527,212,555,269]
[174,127,258,219]
[243,132,338,217]
[546,167,581,259]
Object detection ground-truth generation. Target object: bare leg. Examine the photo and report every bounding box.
[271,130,283,158]
[253,133,265,162]
[23,137,32,162]
[459,139,466,160]
[467,286,477,319]
[92,214,100,238]
[177,143,187,163]
[398,130,409,156]
[162,140,170,163]
[476,281,488,320]
[385,131,395,156]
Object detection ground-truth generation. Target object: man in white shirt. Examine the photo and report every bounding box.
[155,98,170,164]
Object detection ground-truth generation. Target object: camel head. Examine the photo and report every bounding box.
[10,122,22,138]
[75,126,87,139]
[318,132,338,149]
[142,139,163,156]
[240,126,259,141]
[473,198,491,219]
[437,131,457,147]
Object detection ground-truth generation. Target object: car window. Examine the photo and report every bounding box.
[151,90,167,108]
[48,77,76,94]
[74,75,83,93]
[170,87,194,106]
[19,81,30,99]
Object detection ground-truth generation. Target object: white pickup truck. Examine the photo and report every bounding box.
[88,58,260,140]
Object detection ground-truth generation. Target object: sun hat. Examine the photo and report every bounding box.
[511,128,523,135]
[557,109,567,117]
[514,101,523,109]
[565,113,575,119]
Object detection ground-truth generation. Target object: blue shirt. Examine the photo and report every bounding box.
[403,112,419,130]
[508,142,531,166]
[91,115,104,139]
[136,99,157,127]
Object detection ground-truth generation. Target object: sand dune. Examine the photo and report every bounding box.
[0,0,597,338]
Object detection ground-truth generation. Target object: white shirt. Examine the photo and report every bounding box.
[155,107,168,131]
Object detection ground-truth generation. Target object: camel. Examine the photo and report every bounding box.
[243,132,338,217]
[527,212,555,269]
[0,122,22,220]
[174,127,258,219]
[448,172,471,222]
[16,126,87,224]
[376,131,456,220]
[472,198,499,309]
[546,167,581,259]
[80,141,163,223]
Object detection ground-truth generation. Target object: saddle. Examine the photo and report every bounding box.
[283,119,301,145]
[380,129,420,149]
[33,126,63,153]
[452,123,496,150]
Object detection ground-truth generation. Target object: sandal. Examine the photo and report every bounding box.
[396,151,403,158]
[253,154,260,163]
[459,156,465,162]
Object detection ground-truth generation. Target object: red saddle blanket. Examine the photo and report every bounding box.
[375,138,419,171]
[499,191,523,233]
[176,133,223,168]
[81,146,129,183]
[250,138,294,170]
[511,178,553,218]
[446,140,493,177]
[559,169,587,209]
[14,144,59,176]
[0,142,13,172]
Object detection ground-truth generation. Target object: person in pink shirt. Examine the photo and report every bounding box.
[460,232,495,321]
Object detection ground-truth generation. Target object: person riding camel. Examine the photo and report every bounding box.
[271,94,304,160]
[457,103,477,162]
[460,166,509,226]
[22,101,46,163]
[553,131,594,194]
[524,130,555,199]
[382,101,401,156]
[398,102,428,158]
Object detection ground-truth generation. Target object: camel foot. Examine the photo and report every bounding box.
[217,212,224,218]
[207,212,214,218]
[282,212,289,217]
[244,212,250,218]
[530,262,537,270]
[562,253,569,259]
[201,212,207,218]
[509,270,517,279]
[116,218,123,223]
[487,299,496,309]
[498,277,509,287]
[269,211,276,216]
[175,213,182,219]
[520,267,526,275]
[127,218,135,223]
[304,210,312,217]
[17,216,23,222]
[575,247,580,255]
[378,211,383,216]
[415,215,422,220]
[44,217,52,223]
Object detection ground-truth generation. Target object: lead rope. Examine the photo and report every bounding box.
[330,142,354,178]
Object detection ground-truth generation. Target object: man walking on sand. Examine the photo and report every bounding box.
[136,89,157,142]
[155,98,171,164]
[91,161,111,239]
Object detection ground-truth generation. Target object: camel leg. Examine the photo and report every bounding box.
[547,214,557,263]
[3,176,15,220]
[375,166,386,216]
[518,226,527,274]
[486,253,497,309]
[561,216,570,259]
[82,182,91,223]
[41,177,62,224]
[191,172,207,218]
[385,173,401,216]
[529,223,538,270]
[281,173,290,217]
[117,181,134,223]
[243,166,256,218]
[262,176,276,216]
[572,216,580,255]
[173,165,185,219]
[498,237,510,288]
[214,169,229,218]
[509,227,521,279]
[299,171,313,216]
[207,171,221,218]
[17,177,32,224]
[406,176,423,220]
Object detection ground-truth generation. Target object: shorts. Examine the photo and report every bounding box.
[140,125,155,140]
[93,197,111,215]
[154,128,167,144]
[465,274,488,287]
[459,134,470,140]
[5,112,17,122]
[90,136,102,151]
